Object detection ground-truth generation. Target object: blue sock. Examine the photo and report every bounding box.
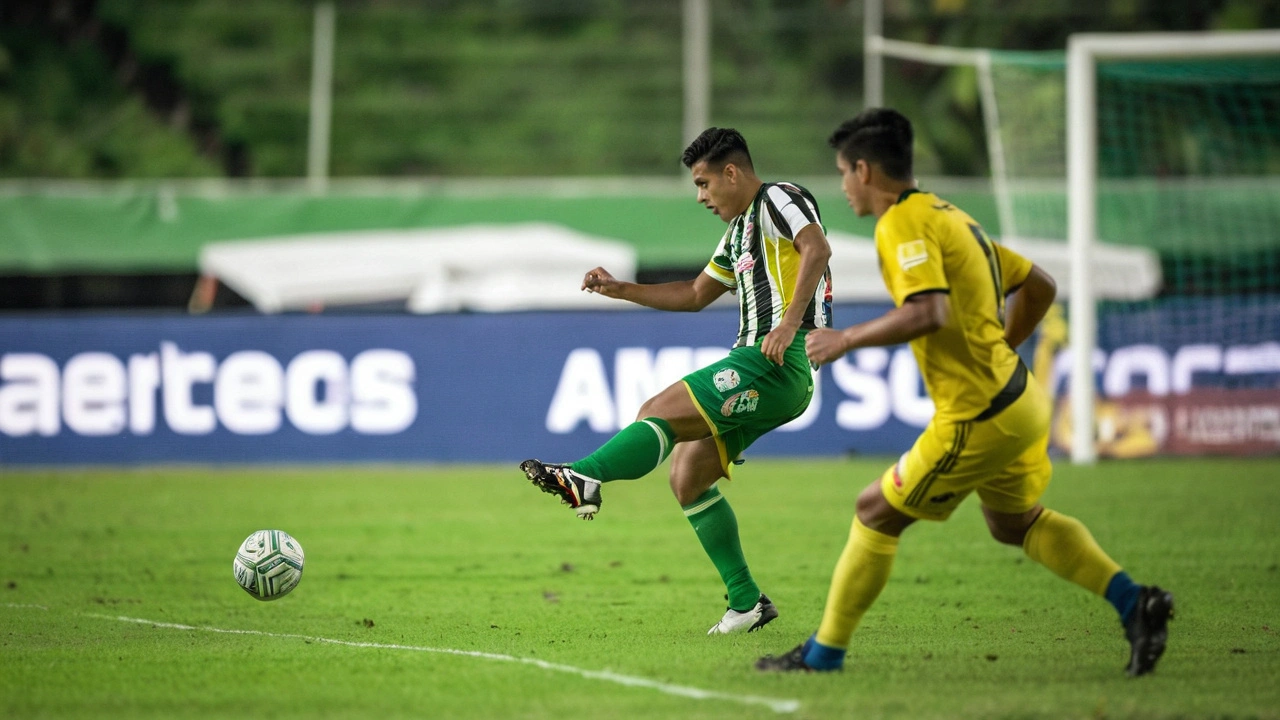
[1106,571,1141,625]
[801,633,846,671]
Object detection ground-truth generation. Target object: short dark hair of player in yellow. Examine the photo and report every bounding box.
[755,108,1173,677]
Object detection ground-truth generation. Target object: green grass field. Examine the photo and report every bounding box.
[3,458,1278,719]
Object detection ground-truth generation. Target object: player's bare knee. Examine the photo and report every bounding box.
[636,381,690,423]
[986,521,1026,546]
[636,396,660,421]
[854,484,881,519]
[982,506,1041,546]
[855,483,913,536]
[669,476,694,506]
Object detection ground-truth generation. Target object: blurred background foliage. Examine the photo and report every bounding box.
[1,0,1277,180]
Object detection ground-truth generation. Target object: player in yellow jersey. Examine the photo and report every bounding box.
[755,108,1173,677]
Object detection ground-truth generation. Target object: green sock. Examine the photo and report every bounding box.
[571,417,675,482]
[684,485,760,611]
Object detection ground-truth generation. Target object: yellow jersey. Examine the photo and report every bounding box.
[875,189,1033,421]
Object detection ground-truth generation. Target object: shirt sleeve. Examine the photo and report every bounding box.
[703,227,736,289]
[876,215,949,306]
[764,184,819,240]
[996,244,1033,295]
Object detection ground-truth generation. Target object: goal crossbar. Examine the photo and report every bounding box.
[865,36,1024,240]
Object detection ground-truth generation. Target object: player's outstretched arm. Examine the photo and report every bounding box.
[1003,264,1056,349]
[582,266,728,312]
[806,291,949,366]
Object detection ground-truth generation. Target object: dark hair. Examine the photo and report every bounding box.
[828,108,914,181]
[681,127,754,170]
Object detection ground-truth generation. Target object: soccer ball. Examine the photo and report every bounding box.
[233,529,305,601]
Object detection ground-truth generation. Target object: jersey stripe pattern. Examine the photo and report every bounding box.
[703,182,833,348]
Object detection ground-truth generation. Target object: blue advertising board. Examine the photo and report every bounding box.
[0,306,929,465]
[2,297,1277,465]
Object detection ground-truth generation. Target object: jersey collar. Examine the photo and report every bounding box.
[896,188,921,204]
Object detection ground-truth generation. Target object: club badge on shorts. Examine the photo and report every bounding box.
[713,368,741,392]
[721,389,760,417]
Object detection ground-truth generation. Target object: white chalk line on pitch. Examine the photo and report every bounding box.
[85,613,801,714]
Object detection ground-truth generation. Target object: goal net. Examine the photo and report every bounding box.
[870,32,1280,460]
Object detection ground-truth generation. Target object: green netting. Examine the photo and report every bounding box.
[988,52,1280,299]
[987,52,1068,241]
[1095,55,1280,356]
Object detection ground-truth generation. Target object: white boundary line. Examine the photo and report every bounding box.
[84,613,801,714]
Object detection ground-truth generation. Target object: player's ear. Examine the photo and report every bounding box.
[722,162,738,184]
[855,158,873,184]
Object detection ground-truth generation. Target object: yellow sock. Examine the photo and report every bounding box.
[1022,508,1122,596]
[815,518,899,649]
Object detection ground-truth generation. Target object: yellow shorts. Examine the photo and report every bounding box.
[881,378,1053,521]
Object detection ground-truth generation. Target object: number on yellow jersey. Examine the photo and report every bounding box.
[966,222,1005,327]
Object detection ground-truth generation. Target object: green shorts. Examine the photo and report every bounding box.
[681,331,814,477]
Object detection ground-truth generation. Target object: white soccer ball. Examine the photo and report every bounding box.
[233,529,305,601]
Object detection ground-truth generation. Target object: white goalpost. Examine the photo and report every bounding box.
[867,29,1280,464]
[1066,30,1280,464]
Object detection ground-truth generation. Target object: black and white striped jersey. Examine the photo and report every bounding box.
[703,182,833,348]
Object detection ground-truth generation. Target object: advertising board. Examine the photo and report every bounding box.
[2,299,1277,465]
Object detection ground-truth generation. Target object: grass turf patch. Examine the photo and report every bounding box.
[3,458,1278,719]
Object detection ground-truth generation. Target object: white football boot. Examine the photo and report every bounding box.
[708,593,778,635]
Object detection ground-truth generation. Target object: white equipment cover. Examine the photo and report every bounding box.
[199,223,1159,314]
[825,231,1161,302]
[198,223,637,313]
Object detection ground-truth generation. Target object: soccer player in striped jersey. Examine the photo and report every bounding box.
[756,108,1173,675]
[521,127,833,634]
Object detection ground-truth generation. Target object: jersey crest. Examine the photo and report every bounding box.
[897,239,929,271]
